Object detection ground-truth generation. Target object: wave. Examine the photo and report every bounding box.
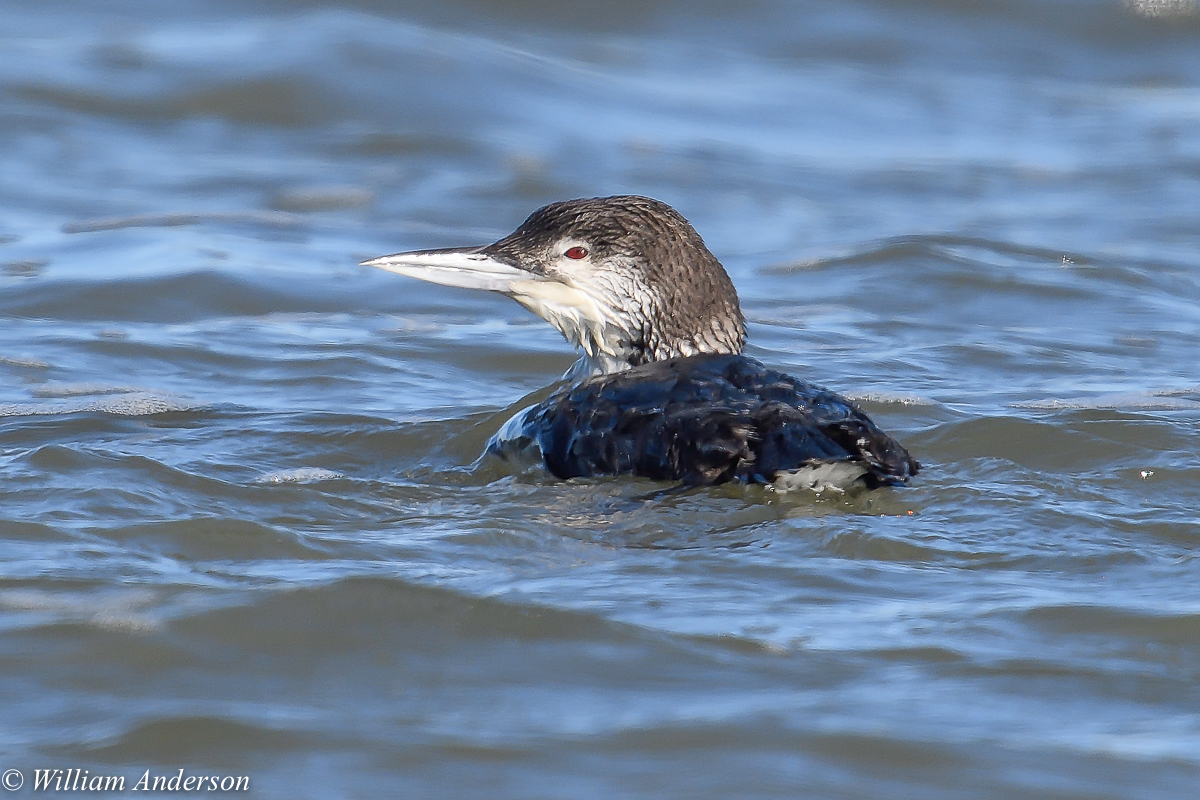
[0,390,199,417]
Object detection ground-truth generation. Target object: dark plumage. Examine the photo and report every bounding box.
[499,354,918,488]
[363,195,920,491]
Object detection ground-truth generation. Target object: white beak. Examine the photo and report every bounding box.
[361,247,537,294]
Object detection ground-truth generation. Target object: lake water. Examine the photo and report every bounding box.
[2,0,1200,797]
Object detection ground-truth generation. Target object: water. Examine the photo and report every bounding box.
[2,0,1200,797]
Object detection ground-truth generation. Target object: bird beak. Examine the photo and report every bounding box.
[361,246,537,294]
[364,244,618,362]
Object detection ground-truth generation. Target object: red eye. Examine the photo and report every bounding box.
[565,246,588,260]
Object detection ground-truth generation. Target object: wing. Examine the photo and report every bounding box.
[522,354,919,487]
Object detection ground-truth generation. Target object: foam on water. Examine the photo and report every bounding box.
[0,391,198,417]
[254,467,344,484]
[0,588,164,633]
[1014,389,1200,411]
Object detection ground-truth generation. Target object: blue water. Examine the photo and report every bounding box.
[2,0,1200,797]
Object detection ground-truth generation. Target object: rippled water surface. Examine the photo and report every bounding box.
[3,0,1200,797]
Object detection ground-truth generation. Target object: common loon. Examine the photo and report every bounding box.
[363,195,919,491]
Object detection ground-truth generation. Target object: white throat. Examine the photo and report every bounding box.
[508,279,638,375]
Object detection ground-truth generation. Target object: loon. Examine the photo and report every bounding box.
[363,195,919,491]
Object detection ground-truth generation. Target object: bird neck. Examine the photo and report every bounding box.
[560,326,746,381]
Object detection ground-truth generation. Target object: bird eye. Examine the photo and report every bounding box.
[564,246,588,260]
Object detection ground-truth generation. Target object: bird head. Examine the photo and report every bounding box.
[363,195,746,374]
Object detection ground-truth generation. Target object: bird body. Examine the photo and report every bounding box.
[490,353,917,489]
[363,195,919,491]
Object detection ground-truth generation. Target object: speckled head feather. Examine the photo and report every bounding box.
[482,195,747,369]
